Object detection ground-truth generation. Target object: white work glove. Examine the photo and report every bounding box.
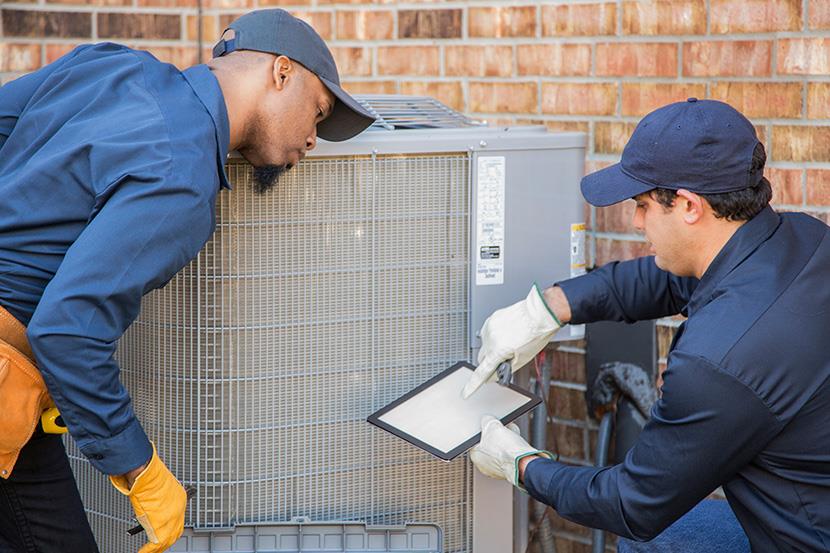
[470,415,554,488]
[462,284,561,399]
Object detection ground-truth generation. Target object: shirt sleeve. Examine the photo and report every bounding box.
[26,171,215,475]
[523,350,780,540]
[0,46,89,151]
[556,257,699,324]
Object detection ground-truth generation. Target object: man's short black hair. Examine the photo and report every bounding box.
[650,143,773,222]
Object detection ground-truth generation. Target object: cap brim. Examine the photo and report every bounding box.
[580,163,656,207]
[316,77,376,142]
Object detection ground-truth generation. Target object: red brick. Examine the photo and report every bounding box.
[401,81,464,112]
[139,46,199,69]
[772,126,830,162]
[711,0,801,33]
[778,39,830,75]
[596,201,636,234]
[342,80,396,95]
[317,0,386,4]
[541,83,617,116]
[548,423,586,460]
[710,82,802,119]
[399,9,461,39]
[807,170,830,206]
[445,45,512,77]
[98,13,180,39]
[622,0,705,35]
[48,0,130,6]
[594,122,637,155]
[766,168,803,206]
[0,43,41,72]
[683,41,772,77]
[486,116,520,127]
[335,10,393,40]
[469,82,537,113]
[201,0,252,8]
[469,6,536,38]
[809,0,830,29]
[187,14,219,42]
[807,83,830,119]
[45,43,81,64]
[596,42,677,77]
[549,347,587,384]
[138,0,196,6]
[621,83,706,116]
[517,43,591,76]
[656,324,678,361]
[595,238,650,265]
[2,10,91,38]
[331,47,371,77]
[289,11,333,40]
[550,386,587,420]
[377,46,439,76]
[259,0,311,5]
[541,3,616,36]
[537,120,590,134]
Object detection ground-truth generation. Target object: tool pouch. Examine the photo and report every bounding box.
[0,308,53,479]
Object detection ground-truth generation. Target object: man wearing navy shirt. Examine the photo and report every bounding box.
[0,9,373,553]
[464,99,830,552]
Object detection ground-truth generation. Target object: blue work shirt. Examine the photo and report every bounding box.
[0,43,231,475]
[525,207,830,552]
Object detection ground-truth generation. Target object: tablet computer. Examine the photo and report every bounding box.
[367,361,541,461]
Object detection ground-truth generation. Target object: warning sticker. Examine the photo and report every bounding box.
[570,222,587,277]
[476,156,506,286]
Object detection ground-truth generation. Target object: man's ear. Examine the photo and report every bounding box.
[272,55,294,91]
[675,189,704,224]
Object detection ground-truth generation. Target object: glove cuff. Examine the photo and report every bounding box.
[529,283,562,329]
[513,450,556,491]
[109,443,158,496]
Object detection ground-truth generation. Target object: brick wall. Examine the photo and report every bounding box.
[2,1,829,551]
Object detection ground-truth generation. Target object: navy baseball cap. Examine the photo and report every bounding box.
[581,98,762,207]
[212,9,376,142]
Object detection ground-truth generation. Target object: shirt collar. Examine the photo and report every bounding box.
[182,64,232,190]
[685,206,780,316]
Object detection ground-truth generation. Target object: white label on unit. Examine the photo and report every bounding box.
[570,222,587,338]
[476,156,506,286]
[570,222,587,277]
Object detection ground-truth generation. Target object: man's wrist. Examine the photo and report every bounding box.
[123,463,148,489]
[542,286,571,325]
[518,454,541,484]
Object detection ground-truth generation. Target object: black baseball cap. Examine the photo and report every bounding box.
[212,9,376,142]
[581,98,762,207]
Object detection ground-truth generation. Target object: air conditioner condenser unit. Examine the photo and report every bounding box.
[67,97,587,553]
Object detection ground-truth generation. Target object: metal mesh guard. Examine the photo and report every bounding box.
[67,153,472,553]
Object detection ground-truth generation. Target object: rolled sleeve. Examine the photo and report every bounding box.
[27,171,214,475]
[522,352,779,540]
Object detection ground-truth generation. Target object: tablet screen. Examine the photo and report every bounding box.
[368,362,541,460]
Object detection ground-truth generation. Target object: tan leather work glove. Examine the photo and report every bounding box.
[470,415,554,489]
[462,284,562,399]
[110,444,187,553]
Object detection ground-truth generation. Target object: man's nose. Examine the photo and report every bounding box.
[632,209,644,232]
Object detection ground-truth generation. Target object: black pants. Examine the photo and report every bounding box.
[0,428,99,553]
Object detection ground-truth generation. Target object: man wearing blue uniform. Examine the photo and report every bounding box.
[464,99,830,552]
[0,9,374,553]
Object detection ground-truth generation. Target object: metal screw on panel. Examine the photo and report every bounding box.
[479,140,487,148]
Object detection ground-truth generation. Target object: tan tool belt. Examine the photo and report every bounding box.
[0,306,53,479]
